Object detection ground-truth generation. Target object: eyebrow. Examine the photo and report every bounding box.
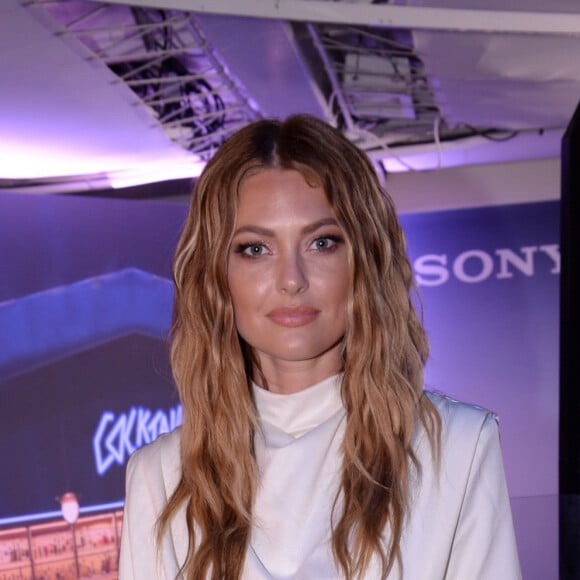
[233,217,340,237]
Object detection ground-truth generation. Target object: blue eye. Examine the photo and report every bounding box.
[247,245,264,256]
[236,243,266,257]
[311,235,342,251]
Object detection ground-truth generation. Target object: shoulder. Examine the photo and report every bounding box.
[405,394,521,578]
[128,426,182,469]
[126,427,182,499]
[415,391,506,505]
[120,428,185,578]
[425,390,498,439]
[420,391,501,477]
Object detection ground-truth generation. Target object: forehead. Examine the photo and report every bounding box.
[236,168,333,224]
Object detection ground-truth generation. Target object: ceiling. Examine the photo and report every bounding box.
[1,0,579,197]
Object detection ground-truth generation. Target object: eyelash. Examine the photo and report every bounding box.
[234,235,343,258]
[234,242,267,257]
[311,235,343,251]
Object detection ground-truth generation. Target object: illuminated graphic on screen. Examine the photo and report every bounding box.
[93,404,183,476]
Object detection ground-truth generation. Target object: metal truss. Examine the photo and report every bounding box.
[31,0,261,158]
[102,0,580,36]
[25,0,572,164]
[303,21,446,153]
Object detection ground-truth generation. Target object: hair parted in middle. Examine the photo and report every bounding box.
[158,114,441,580]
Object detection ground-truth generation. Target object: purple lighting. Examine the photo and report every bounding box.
[379,129,562,173]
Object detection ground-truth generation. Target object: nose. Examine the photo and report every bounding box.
[277,249,308,294]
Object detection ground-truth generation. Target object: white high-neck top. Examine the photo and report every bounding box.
[252,374,343,438]
[249,375,346,578]
[119,377,522,579]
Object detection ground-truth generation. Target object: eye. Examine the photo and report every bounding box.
[310,235,342,251]
[235,242,267,257]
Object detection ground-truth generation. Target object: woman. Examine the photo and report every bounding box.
[119,115,521,579]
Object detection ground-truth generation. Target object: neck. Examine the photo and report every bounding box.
[254,346,343,394]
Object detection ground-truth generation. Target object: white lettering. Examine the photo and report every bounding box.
[135,408,152,447]
[412,243,560,287]
[414,254,449,287]
[93,404,182,476]
[93,412,115,475]
[538,244,561,274]
[495,246,537,279]
[170,405,183,430]
[104,414,129,466]
[148,410,170,440]
[453,250,494,284]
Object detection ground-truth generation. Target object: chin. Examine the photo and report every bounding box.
[266,341,343,363]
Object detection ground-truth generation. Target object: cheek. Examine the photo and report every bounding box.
[228,265,265,315]
[227,279,261,347]
[227,271,244,314]
[333,285,349,323]
[313,262,350,310]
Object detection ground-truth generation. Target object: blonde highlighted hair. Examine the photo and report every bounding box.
[158,115,440,579]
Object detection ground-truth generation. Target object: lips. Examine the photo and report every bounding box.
[266,306,320,327]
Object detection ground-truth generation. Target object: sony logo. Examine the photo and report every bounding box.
[413,244,560,287]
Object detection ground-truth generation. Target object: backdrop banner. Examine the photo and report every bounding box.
[0,193,559,524]
[402,201,559,499]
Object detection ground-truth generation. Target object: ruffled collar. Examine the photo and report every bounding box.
[252,374,343,438]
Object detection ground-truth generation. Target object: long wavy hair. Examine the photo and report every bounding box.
[158,114,440,579]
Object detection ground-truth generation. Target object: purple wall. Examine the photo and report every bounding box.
[0,192,559,578]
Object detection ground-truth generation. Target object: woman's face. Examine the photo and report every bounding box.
[228,168,349,385]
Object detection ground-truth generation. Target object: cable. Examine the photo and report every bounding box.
[433,113,442,170]
[114,7,226,151]
[463,124,520,142]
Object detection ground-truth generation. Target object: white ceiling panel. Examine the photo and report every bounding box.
[1,0,579,196]
[0,0,196,183]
